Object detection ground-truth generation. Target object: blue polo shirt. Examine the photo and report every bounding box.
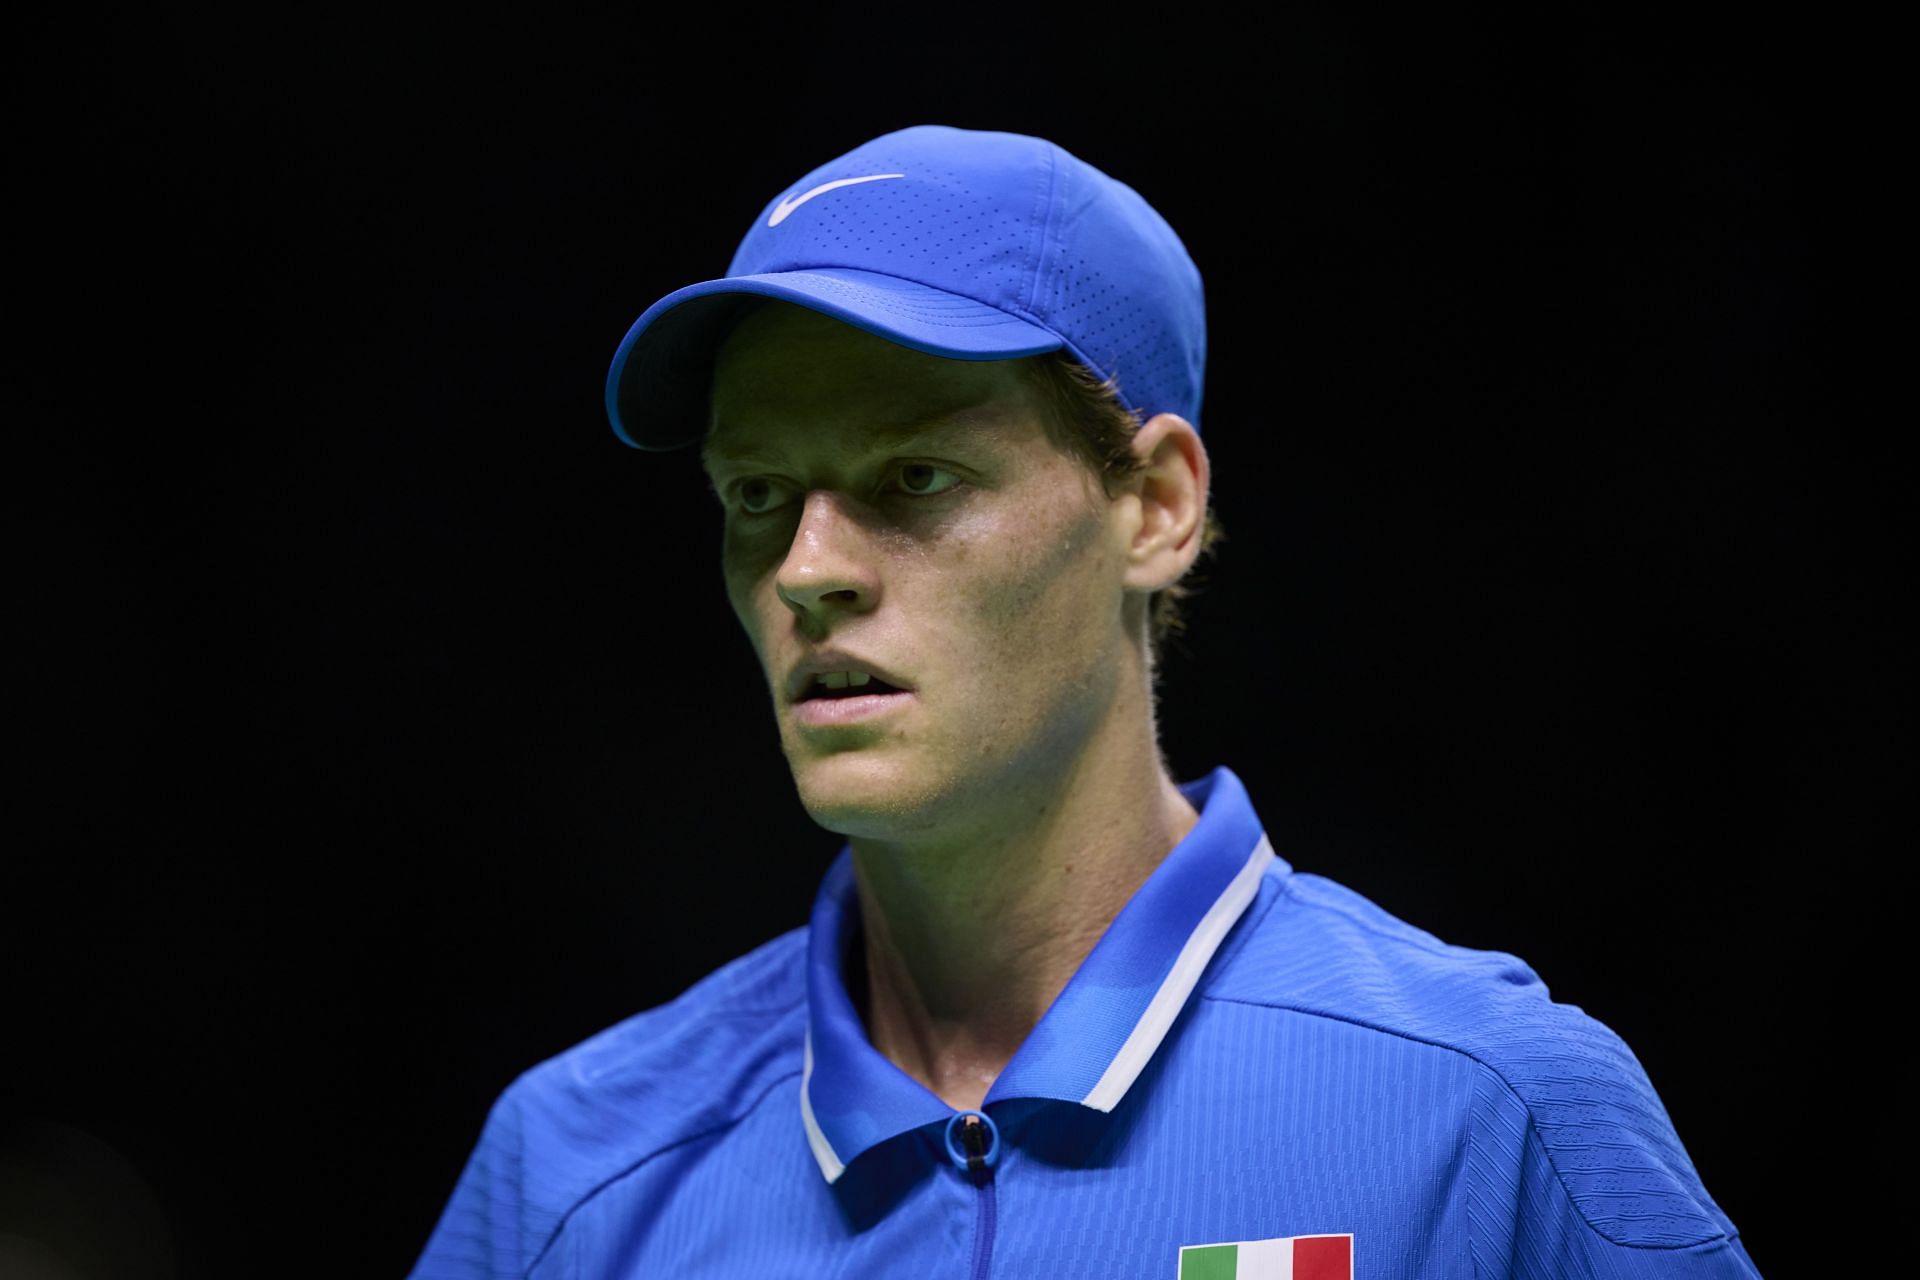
[408,765,1763,1278]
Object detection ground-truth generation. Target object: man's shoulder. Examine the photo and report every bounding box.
[1211,866,1587,1060]
[485,929,809,1204]
[510,923,810,1123]
[1209,866,1743,1252]
[1213,865,1666,1105]
[410,929,811,1277]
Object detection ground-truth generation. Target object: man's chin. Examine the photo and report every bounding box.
[788,754,948,840]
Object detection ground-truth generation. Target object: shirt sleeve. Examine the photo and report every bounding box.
[405,1079,547,1280]
[1469,1055,1764,1279]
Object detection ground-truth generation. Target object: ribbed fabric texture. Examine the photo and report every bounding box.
[408,776,1760,1279]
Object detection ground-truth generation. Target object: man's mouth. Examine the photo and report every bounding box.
[800,676,906,701]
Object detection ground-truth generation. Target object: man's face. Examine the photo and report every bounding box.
[703,300,1140,841]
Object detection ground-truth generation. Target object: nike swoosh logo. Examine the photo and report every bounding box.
[767,173,906,227]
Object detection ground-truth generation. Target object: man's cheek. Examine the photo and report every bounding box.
[968,541,1069,632]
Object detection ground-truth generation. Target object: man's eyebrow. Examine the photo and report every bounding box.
[700,411,993,469]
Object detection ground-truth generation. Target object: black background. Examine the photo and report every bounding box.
[6,8,1879,1277]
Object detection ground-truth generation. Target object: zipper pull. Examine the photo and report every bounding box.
[943,1109,1002,1175]
[960,1115,988,1172]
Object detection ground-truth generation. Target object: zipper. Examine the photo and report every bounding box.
[945,1111,1001,1280]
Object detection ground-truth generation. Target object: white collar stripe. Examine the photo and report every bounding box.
[1080,834,1277,1111]
[799,1026,846,1183]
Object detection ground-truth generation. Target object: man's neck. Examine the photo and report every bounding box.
[846,694,1201,1113]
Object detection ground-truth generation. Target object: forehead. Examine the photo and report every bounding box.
[701,301,1043,468]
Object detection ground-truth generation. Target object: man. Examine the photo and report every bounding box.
[409,125,1761,1278]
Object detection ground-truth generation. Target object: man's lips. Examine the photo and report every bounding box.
[792,686,914,727]
[797,676,906,701]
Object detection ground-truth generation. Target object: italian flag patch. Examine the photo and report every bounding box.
[1177,1233,1353,1279]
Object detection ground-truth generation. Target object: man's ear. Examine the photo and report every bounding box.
[1120,413,1208,594]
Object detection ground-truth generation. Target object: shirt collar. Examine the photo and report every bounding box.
[800,764,1283,1184]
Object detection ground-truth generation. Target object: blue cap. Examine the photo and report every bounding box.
[603,124,1206,451]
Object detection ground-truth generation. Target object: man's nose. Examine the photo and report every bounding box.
[774,490,879,617]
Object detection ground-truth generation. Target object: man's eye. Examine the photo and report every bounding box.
[729,466,958,514]
[897,463,961,496]
[735,478,793,514]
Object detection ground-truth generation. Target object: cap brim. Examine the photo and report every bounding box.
[604,267,1065,451]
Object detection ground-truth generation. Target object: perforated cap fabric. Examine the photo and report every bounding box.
[603,124,1206,451]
